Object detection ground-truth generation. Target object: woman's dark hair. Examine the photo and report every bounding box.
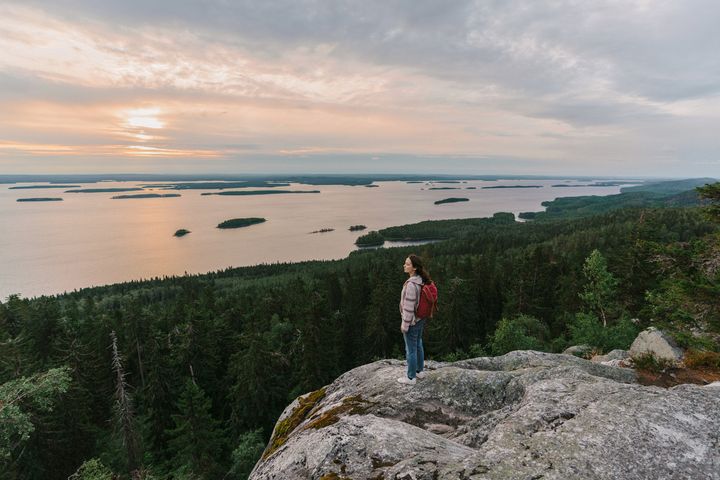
[408,254,433,284]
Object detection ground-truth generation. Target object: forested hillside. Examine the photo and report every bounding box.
[1,181,719,480]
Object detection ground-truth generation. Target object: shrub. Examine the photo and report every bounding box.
[568,313,639,353]
[489,315,549,355]
[228,429,266,480]
[68,459,114,480]
[684,349,720,369]
[632,352,675,373]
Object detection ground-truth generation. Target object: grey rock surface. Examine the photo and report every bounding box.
[630,327,684,362]
[591,349,629,363]
[250,351,720,480]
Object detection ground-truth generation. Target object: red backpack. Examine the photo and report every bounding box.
[415,282,439,319]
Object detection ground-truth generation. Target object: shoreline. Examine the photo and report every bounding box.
[0,179,647,300]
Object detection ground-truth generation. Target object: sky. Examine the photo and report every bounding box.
[1,0,719,177]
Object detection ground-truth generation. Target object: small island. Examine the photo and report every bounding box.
[364,184,379,188]
[310,228,334,234]
[355,230,385,247]
[174,229,191,237]
[65,188,144,193]
[217,218,267,229]
[429,187,461,190]
[465,186,477,189]
[112,193,181,199]
[435,197,470,205]
[17,197,63,202]
[349,225,367,231]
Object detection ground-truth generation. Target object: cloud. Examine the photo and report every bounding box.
[1,1,719,176]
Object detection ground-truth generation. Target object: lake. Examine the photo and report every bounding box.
[0,179,636,299]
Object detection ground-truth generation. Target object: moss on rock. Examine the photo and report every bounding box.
[262,387,326,460]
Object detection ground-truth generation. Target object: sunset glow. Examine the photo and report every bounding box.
[0,1,718,176]
[125,109,165,130]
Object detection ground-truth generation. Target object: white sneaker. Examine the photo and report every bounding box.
[397,376,416,385]
[415,371,426,379]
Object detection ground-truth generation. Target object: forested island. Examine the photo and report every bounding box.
[174,229,191,237]
[217,217,267,229]
[16,197,63,202]
[2,178,719,480]
[349,225,367,231]
[428,187,460,190]
[112,194,181,199]
[141,182,290,190]
[65,188,144,193]
[309,228,334,234]
[201,190,320,196]
[435,197,469,205]
[9,185,80,189]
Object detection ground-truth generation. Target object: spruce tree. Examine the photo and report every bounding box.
[166,377,226,479]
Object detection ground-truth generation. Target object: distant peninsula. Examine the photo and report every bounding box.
[482,185,543,189]
[435,197,470,205]
[552,182,630,188]
[16,197,63,202]
[112,193,181,199]
[355,230,385,247]
[201,190,320,196]
[10,185,80,189]
[217,218,266,229]
[65,188,144,193]
[174,229,191,237]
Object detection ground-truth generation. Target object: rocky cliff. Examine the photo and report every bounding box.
[249,351,720,480]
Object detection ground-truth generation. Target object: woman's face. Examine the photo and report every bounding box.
[403,257,416,275]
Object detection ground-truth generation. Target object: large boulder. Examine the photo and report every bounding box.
[629,327,684,362]
[250,351,720,480]
[591,349,630,363]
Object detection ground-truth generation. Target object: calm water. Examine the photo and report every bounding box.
[0,179,635,299]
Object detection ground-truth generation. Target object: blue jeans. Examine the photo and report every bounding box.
[403,318,425,379]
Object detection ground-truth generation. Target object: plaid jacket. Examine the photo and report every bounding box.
[399,275,423,326]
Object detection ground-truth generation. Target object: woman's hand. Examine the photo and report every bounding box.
[401,322,409,333]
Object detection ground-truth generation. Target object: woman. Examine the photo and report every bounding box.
[398,254,433,385]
